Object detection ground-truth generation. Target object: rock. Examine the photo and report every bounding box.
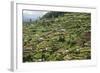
[65,50,69,53]
[60,29,66,32]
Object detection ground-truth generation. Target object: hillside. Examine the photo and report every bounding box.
[23,11,91,62]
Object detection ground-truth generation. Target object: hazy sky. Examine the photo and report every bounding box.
[23,10,47,22]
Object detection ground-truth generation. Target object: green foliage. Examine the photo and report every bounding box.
[23,11,91,62]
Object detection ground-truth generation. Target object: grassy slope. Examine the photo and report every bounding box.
[23,12,91,62]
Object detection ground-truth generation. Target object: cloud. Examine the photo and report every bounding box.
[23,10,47,22]
[23,10,47,17]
